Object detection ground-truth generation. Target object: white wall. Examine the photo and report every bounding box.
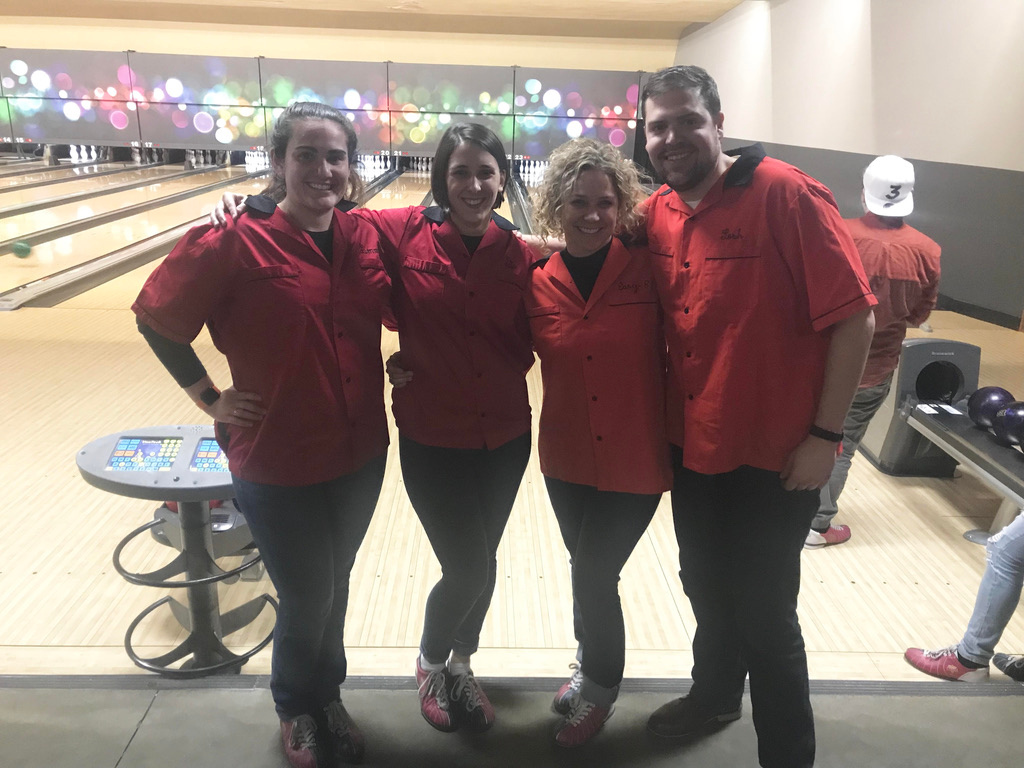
[677,0,1024,172]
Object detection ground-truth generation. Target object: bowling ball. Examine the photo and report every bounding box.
[992,402,1024,446]
[968,386,1015,429]
[11,241,32,259]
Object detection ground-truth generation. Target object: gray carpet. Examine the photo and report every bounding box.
[1,676,1022,767]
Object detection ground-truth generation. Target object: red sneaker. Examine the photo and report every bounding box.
[448,668,495,732]
[554,694,613,747]
[280,714,323,768]
[552,663,584,715]
[904,645,989,682]
[416,657,457,732]
[805,524,852,549]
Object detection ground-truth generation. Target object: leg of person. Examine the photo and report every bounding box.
[546,478,660,747]
[543,475,588,716]
[447,432,532,732]
[232,478,343,768]
[727,467,817,768]
[315,455,386,766]
[905,512,1024,681]
[808,375,892,548]
[648,449,746,739]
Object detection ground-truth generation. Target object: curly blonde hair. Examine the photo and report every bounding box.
[531,138,646,241]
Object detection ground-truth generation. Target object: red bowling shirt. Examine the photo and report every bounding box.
[528,238,671,494]
[645,144,877,475]
[133,204,391,486]
[846,214,940,388]
[355,206,536,449]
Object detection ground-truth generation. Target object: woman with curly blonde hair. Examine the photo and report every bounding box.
[526,138,671,747]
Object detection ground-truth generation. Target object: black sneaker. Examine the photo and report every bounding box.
[993,653,1024,682]
[322,699,366,764]
[647,695,741,739]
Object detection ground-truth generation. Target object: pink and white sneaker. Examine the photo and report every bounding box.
[904,645,990,682]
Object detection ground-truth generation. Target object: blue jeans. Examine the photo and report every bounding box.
[958,511,1024,665]
[232,455,385,720]
[544,476,660,704]
[814,374,893,530]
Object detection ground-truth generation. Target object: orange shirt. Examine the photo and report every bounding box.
[356,206,536,449]
[846,214,940,387]
[528,238,671,494]
[133,206,391,486]
[645,145,877,475]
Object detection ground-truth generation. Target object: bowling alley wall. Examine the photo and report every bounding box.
[673,0,1024,330]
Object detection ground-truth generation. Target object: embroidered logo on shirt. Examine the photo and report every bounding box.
[617,279,653,293]
[720,227,744,240]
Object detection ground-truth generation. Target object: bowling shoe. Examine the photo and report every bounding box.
[993,653,1024,682]
[903,645,989,682]
[804,524,852,549]
[554,693,613,747]
[447,665,495,732]
[416,657,457,732]
[281,714,324,768]
[322,699,366,764]
[552,663,584,715]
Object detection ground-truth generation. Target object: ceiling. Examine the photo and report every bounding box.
[12,0,746,40]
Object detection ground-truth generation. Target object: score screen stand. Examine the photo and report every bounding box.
[77,424,276,678]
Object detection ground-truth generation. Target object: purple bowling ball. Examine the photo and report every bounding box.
[967,386,1015,429]
[992,402,1024,446]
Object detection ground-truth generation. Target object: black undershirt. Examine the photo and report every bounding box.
[461,234,484,254]
[307,227,333,262]
[560,241,612,301]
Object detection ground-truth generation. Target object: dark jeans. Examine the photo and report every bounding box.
[232,455,385,720]
[400,432,530,663]
[545,476,660,696]
[671,447,817,768]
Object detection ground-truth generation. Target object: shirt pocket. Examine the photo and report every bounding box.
[526,303,561,349]
[401,257,448,303]
[233,265,307,354]
[700,252,762,308]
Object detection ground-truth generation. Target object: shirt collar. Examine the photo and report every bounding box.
[421,205,518,231]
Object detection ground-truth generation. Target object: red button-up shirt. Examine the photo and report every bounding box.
[846,214,940,387]
[133,205,391,486]
[645,145,877,475]
[355,206,536,449]
[528,238,671,494]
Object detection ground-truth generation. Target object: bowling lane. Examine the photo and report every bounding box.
[0,163,184,208]
[0,162,135,190]
[1,166,249,242]
[63,174,424,311]
[0,173,269,294]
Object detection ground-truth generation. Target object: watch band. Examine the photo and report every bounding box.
[809,424,844,443]
[198,387,221,406]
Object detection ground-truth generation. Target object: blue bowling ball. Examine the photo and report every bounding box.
[967,386,1015,429]
[992,402,1024,446]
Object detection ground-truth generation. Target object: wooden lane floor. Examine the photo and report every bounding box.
[0,168,260,294]
[0,163,185,208]
[0,162,137,190]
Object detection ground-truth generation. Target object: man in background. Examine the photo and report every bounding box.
[807,155,941,549]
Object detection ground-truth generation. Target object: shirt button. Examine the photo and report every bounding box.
[683,261,691,268]
[686,351,692,358]
[468,290,475,297]
[591,395,597,401]
[477,372,483,378]
[583,314,589,320]
[687,394,694,400]
[345,377,352,383]
[337,331,344,337]
[596,435,603,441]
[586,355,593,361]
[480,412,487,417]
[683,307,690,314]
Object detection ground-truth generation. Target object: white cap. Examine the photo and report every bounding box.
[863,155,914,217]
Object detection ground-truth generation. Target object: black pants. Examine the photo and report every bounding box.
[545,476,660,693]
[671,447,817,768]
[400,433,531,663]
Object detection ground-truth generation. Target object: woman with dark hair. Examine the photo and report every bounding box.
[214,121,536,736]
[527,138,670,746]
[135,102,390,768]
